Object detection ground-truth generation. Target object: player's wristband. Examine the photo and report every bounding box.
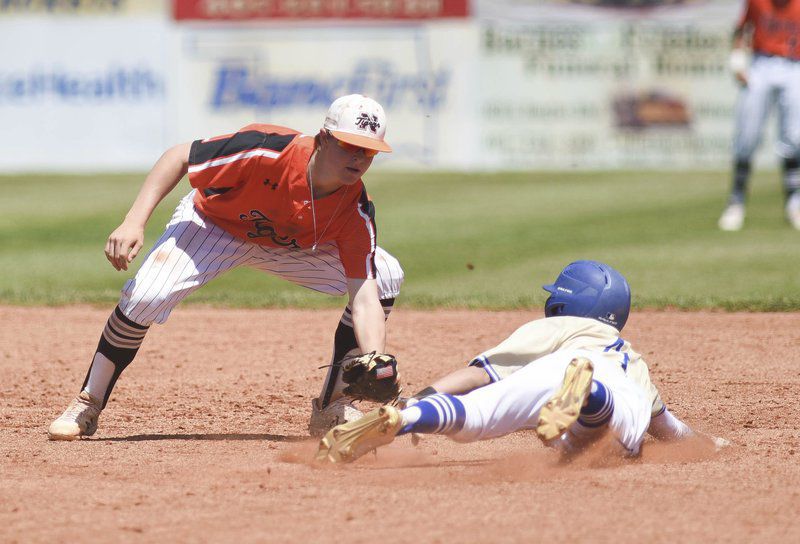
[729,49,748,73]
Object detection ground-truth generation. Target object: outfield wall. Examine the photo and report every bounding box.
[0,0,778,172]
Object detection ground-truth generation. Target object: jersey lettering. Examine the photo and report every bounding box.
[238,209,300,247]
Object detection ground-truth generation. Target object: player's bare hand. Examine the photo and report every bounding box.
[734,71,748,87]
[105,222,145,271]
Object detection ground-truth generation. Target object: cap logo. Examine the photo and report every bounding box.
[355,113,380,133]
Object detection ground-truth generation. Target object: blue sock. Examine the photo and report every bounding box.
[398,394,466,436]
[577,380,614,428]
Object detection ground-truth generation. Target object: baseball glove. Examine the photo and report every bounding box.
[340,352,402,403]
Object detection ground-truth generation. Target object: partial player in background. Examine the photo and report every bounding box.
[48,94,403,441]
[719,0,800,231]
[317,261,722,464]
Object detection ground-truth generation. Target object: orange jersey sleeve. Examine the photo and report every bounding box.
[736,0,755,30]
[188,125,299,194]
[335,188,377,279]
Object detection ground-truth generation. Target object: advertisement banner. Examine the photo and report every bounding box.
[475,0,774,169]
[0,0,164,16]
[0,0,769,172]
[173,0,469,20]
[173,22,478,168]
[0,18,169,171]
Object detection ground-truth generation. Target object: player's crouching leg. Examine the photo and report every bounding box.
[48,305,151,440]
[308,247,405,437]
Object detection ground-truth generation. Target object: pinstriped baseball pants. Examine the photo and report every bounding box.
[118,191,403,326]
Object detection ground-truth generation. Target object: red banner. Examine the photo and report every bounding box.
[173,0,469,20]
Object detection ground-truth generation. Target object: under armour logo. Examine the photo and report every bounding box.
[354,113,380,133]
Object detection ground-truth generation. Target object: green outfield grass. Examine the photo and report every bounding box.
[1,170,798,310]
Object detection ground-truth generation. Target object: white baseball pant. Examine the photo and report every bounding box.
[450,349,652,455]
[733,53,800,161]
[118,190,404,326]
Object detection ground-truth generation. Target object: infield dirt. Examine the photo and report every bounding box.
[2,306,799,543]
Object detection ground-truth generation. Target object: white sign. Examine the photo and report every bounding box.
[0,17,169,172]
[0,1,777,172]
[475,0,778,169]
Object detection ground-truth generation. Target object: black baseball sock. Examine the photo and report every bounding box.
[783,157,800,201]
[81,306,149,409]
[730,159,751,204]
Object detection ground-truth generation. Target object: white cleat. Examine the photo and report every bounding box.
[48,391,102,441]
[308,396,364,438]
[718,203,745,231]
[785,194,800,230]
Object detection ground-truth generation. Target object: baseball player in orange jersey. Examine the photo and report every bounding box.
[317,261,729,464]
[48,94,404,440]
[719,0,800,230]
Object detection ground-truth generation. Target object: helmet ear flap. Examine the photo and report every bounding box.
[544,297,564,317]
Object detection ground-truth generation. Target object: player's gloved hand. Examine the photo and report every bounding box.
[105,220,145,272]
[340,352,402,403]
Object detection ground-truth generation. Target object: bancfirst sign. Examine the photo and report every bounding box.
[209,60,450,111]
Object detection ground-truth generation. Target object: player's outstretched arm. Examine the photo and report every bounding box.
[401,366,491,408]
[648,409,731,451]
[647,409,694,441]
[346,278,386,353]
[105,142,192,271]
[428,366,491,396]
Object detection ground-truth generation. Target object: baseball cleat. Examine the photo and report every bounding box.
[48,391,102,441]
[315,405,402,464]
[547,425,609,463]
[536,357,595,442]
[718,202,745,231]
[785,193,800,230]
[307,396,364,438]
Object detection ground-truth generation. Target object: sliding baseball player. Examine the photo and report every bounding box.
[317,260,722,464]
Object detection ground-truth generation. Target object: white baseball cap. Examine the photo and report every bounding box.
[323,94,392,153]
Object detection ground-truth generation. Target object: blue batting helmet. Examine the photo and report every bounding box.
[542,260,631,331]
